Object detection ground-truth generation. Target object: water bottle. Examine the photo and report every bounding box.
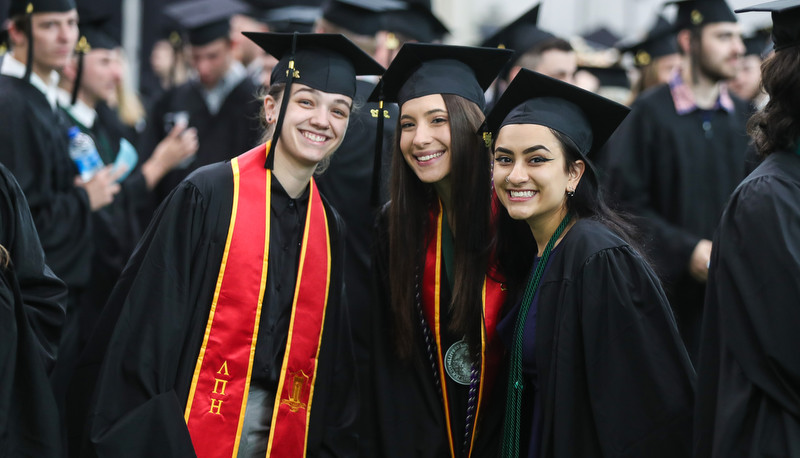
[68,126,104,182]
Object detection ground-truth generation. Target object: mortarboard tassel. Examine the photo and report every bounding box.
[23,3,33,82]
[370,80,385,206]
[265,32,299,169]
[70,36,89,106]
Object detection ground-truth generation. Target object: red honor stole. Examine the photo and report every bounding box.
[421,200,507,458]
[184,143,332,458]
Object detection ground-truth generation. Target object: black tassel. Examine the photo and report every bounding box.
[265,32,299,169]
[370,81,386,206]
[23,10,33,82]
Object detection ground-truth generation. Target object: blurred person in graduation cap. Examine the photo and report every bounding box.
[58,3,198,453]
[604,0,749,363]
[366,42,513,458]
[618,14,682,101]
[85,32,383,457]
[486,67,694,458]
[372,0,449,68]
[0,0,124,340]
[309,4,402,455]
[694,1,800,455]
[481,3,577,110]
[230,0,322,87]
[729,27,771,110]
[140,0,262,209]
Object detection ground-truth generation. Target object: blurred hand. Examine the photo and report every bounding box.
[689,239,713,283]
[75,165,123,211]
[142,121,199,189]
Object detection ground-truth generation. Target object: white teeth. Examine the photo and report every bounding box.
[417,151,444,162]
[303,131,327,142]
[510,190,535,198]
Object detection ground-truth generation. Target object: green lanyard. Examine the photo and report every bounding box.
[501,212,572,458]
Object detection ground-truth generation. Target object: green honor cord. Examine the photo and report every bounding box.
[501,212,572,458]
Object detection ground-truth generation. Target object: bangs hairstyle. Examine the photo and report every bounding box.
[387,93,493,360]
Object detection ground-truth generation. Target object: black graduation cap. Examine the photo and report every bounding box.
[577,65,631,89]
[480,4,553,54]
[70,0,119,105]
[8,0,73,16]
[486,69,630,176]
[581,25,621,50]
[321,0,402,36]
[368,42,514,110]
[377,1,449,43]
[671,0,737,30]
[259,6,321,33]
[242,32,384,168]
[618,15,679,67]
[736,0,800,51]
[164,0,250,46]
[742,28,772,56]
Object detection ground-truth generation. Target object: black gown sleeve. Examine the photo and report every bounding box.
[0,164,67,373]
[88,180,217,457]
[578,245,696,457]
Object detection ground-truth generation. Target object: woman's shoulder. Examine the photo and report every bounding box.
[563,218,628,258]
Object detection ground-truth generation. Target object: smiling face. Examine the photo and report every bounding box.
[399,94,452,185]
[265,83,352,170]
[493,123,584,230]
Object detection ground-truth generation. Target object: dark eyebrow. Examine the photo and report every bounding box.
[400,108,447,120]
[494,145,551,155]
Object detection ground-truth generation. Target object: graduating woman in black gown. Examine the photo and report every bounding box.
[487,69,695,458]
[367,43,512,458]
[695,2,800,456]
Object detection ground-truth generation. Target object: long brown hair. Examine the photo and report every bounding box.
[387,94,492,359]
[747,47,800,157]
[0,244,9,270]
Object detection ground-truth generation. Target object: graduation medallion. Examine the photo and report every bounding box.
[444,340,472,385]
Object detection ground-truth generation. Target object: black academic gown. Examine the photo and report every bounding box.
[83,160,356,457]
[0,75,94,290]
[314,79,396,457]
[0,163,67,457]
[367,208,505,458]
[140,77,262,204]
[63,104,150,351]
[694,150,800,457]
[502,218,695,458]
[604,83,750,361]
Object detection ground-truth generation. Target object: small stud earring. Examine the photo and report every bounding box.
[566,189,575,197]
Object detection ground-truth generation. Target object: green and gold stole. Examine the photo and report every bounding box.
[184,142,332,458]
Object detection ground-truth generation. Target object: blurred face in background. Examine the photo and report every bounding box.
[190,37,233,89]
[729,54,763,102]
[81,48,123,106]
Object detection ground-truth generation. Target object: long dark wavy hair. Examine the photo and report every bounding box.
[388,94,492,360]
[494,128,641,290]
[747,47,800,158]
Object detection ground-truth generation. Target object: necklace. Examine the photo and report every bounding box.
[416,269,480,457]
